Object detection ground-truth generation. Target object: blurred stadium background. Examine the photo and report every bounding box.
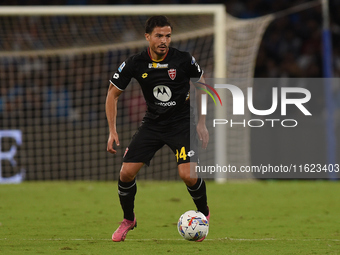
[0,0,339,182]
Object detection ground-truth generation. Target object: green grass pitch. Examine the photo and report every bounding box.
[0,180,339,254]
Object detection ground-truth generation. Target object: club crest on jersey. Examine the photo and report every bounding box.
[168,69,176,80]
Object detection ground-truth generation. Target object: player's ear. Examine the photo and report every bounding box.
[145,33,150,42]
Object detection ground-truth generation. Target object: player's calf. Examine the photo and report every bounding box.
[187,178,209,217]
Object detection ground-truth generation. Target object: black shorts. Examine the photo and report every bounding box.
[123,119,198,166]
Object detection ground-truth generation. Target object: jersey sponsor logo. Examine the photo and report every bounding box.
[155,101,176,107]
[148,62,169,69]
[191,56,196,65]
[168,69,176,80]
[118,61,126,72]
[153,85,176,107]
[113,73,119,79]
[153,85,172,102]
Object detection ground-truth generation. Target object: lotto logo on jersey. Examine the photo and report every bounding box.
[168,69,176,80]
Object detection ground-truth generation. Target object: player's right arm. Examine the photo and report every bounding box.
[106,58,133,154]
[106,84,123,154]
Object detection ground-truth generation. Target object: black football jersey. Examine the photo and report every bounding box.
[110,47,203,124]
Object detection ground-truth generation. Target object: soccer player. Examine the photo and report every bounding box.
[106,15,209,242]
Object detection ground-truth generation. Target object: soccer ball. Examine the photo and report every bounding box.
[177,210,209,241]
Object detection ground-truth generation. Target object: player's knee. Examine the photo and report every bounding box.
[120,171,134,182]
[183,176,197,187]
[179,169,197,186]
[119,163,142,182]
[120,169,136,182]
[178,163,197,186]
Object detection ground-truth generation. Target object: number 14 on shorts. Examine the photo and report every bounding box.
[175,147,187,162]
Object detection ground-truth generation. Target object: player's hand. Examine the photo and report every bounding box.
[196,123,209,149]
[107,132,120,154]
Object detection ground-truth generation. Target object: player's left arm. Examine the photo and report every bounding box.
[195,76,209,149]
[186,54,209,149]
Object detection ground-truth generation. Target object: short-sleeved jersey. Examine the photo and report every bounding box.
[110,47,203,124]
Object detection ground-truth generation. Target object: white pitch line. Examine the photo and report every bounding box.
[0,238,339,242]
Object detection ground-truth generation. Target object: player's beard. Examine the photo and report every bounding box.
[154,44,168,57]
